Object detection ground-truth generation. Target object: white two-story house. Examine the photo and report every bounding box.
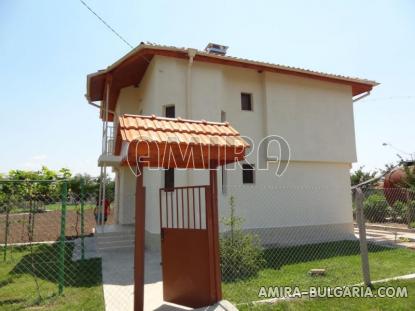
[86,42,378,250]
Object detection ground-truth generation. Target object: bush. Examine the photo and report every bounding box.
[363,194,389,223]
[220,196,264,282]
[390,201,407,223]
[390,200,415,224]
[409,201,415,223]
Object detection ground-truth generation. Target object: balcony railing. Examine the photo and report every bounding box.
[102,125,115,155]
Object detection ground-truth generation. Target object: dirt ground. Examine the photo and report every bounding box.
[0,209,115,244]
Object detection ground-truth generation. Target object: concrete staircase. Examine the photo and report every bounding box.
[95,224,135,251]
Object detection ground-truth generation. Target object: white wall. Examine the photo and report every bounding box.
[113,55,357,247]
[118,166,136,224]
[264,72,356,162]
[219,161,353,229]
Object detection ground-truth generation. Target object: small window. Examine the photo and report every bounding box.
[242,164,255,184]
[241,93,252,111]
[165,105,175,118]
[164,168,174,189]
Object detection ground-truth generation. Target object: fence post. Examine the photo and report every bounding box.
[58,181,67,295]
[3,209,9,261]
[80,179,85,261]
[406,190,411,229]
[355,187,372,287]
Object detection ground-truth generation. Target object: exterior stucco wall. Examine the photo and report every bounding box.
[117,166,136,224]
[220,161,353,229]
[113,55,357,249]
[263,72,357,162]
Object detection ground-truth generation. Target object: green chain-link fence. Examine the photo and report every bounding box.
[1,181,414,310]
[219,186,415,308]
[0,180,108,310]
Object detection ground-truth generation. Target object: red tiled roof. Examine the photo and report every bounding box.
[87,43,379,121]
[115,114,249,168]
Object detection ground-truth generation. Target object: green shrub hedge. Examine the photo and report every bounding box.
[363,194,389,223]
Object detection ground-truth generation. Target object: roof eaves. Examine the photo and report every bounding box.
[87,42,379,101]
[141,42,379,87]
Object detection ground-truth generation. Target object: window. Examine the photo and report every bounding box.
[241,93,252,111]
[164,105,175,189]
[242,164,255,184]
[165,105,175,118]
[164,168,174,189]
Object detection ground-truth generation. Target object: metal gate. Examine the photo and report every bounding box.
[159,185,213,308]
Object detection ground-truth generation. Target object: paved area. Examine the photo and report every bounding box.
[74,228,234,310]
[100,247,193,311]
[354,227,415,249]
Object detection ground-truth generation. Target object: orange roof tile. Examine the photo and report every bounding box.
[114,114,249,169]
[118,114,247,147]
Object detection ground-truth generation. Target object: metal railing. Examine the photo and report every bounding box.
[102,124,115,155]
[160,185,209,230]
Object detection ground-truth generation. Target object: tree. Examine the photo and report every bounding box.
[402,165,415,190]
[220,195,264,281]
[350,166,377,186]
[0,167,115,208]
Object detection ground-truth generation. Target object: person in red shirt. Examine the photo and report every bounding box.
[94,198,111,224]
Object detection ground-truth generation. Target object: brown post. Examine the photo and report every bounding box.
[205,184,215,302]
[134,164,146,311]
[209,162,222,302]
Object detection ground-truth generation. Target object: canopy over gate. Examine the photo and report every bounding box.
[114,114,249,169]
[113,114,249,311]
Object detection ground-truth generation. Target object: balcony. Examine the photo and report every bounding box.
[98,124,122,167]
[103,125,115,155]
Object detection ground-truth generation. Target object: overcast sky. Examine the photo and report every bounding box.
[1,0,414,176]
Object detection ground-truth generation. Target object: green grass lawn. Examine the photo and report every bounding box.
[238,279,415,310]
[222,241,415,304]
[0,243,104,310]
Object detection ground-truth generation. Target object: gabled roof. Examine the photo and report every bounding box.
[86,42,379,120]
[114,114,249,168]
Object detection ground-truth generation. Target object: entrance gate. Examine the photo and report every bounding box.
[112,114,248,310]
[159,185,213,308]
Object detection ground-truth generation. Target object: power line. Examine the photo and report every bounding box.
[79,0,133,49]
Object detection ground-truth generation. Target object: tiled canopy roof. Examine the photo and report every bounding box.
[115,114,249,168]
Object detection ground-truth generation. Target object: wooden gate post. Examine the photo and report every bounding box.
[134,164,146,311]
[209,162,222,302]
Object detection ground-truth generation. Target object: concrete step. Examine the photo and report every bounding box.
[95,225,135,251]
[97,236,134,245]
[97,239,134,251]
[96,236,134,249]
[95,226,135,236]
[97,233,135,241]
